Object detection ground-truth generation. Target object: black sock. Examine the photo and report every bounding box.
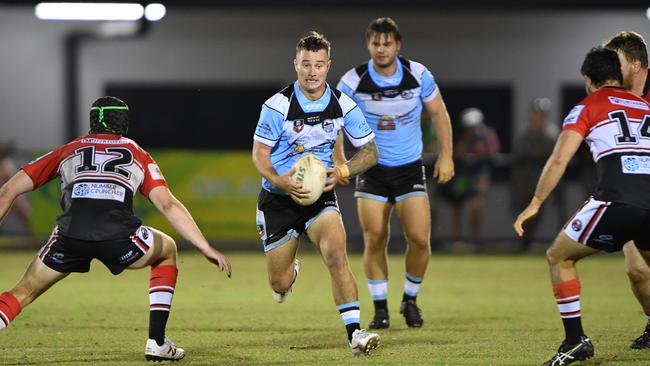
[373,299,388,312]
[402,293,417,303]
[562,317,584,344]
[345,323,360,342]
[149,311,170,346]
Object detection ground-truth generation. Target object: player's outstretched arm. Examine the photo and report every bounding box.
[0,170,34,225]
[325,139,378,192]
[424,93,454,184]
[148,186,232,277]
[514,130,583,236]
[252,141,310,199]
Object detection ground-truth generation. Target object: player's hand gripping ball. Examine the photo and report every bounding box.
[291,154,326,206]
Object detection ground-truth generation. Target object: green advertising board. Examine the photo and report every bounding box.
[31,151,261,241]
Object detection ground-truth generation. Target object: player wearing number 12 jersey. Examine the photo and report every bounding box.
[0,96,231,362]
[514,47,650,365]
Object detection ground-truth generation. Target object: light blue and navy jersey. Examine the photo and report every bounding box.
[337,57,438,167]
[254,82,374,194]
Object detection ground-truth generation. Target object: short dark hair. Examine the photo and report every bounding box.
[296,31,330,55]
[89,96,129,135]
[366,17,402,42]
[604,31,648,68]
[580,47,623,88]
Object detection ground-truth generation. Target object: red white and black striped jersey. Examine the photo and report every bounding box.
[22,133,167,241]
[562,86,650,208]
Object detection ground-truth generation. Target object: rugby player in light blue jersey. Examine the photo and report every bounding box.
[252,31,381,356]
[337,17,454,330]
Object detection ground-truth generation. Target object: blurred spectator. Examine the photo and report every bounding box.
[439,108,500,251]
[0,142,31,232]
[510,98,557,252]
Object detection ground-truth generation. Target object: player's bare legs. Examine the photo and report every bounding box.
[395,196,431,279]
[128,228,178,270]
[308,211,357,305]
[129,228,184,361]
[3,256,68,310]
[264,236,300,296]
[358,198,392,328]
[623,241,650,348]
[308,209,379,351]
[358,198,391,279]
[395,195,430,327]
[623,242,650,309]
[540,232,598,365]
[546,233,598,284]
[0,256,67,331]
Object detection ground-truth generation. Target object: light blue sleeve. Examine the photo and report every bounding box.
[253,104,284,146]
[337,80,356,99]
[420,68,437,101]
[343,105,374,147]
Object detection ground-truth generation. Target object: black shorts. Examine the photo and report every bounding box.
[563,197,650,253]
[256,189,339,252]
[38,226,154,275]
[354,159,427,203]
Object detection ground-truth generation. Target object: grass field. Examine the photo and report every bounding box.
[1,250,650,365]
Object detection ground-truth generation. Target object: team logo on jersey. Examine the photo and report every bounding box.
[322,120,334,133]
[401,90,414,99]
[571,219,582,232]
[73,183,91,197]
[563,105,585,125]
[293,119,305,132]
[378,115,396,130]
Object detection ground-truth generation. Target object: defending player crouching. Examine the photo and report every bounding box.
[0,96,232,362]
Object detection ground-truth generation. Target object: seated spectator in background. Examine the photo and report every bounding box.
[0,142,30,231]
[511,98,557,252]
[439,108,500,251]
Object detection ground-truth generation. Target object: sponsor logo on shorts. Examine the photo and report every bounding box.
[120,250,136,262]
[71,182,126,202]
[571,219,582,231]
[50,252,65,264]
[256,224,265,238]
[598,234,614,241]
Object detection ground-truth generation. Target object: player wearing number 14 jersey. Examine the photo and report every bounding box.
[0,96,231,362]
[514,47,650,365]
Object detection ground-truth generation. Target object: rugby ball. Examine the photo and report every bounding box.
[290,154,326,206]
